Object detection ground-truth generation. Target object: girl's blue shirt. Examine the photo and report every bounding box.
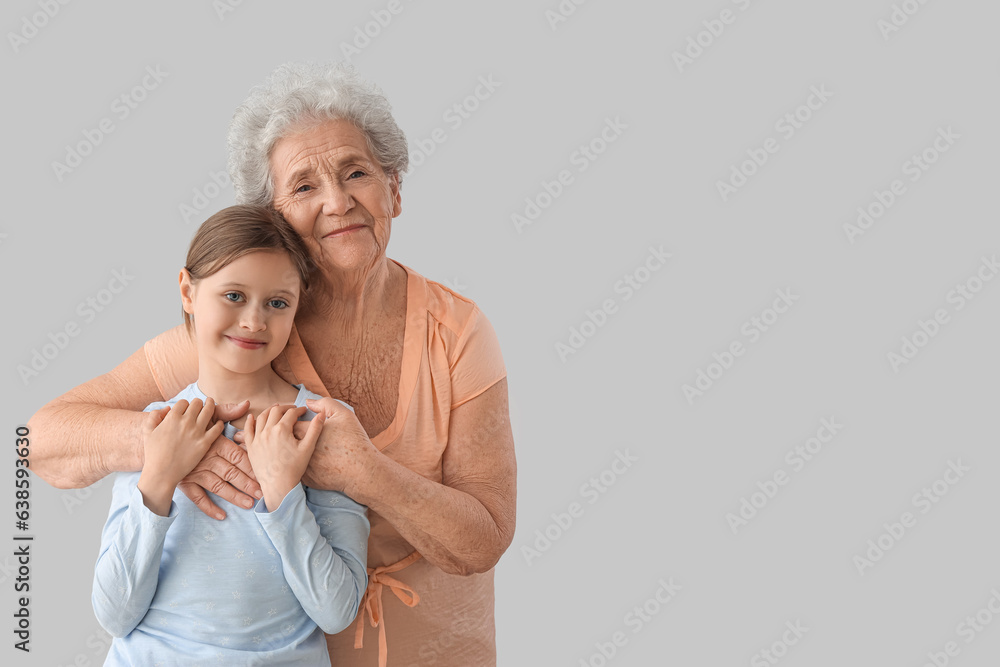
[92,382,369,666]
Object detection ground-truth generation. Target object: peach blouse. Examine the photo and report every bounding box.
[144,261,507,666]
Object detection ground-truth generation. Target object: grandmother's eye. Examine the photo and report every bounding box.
[295,184,312,193]
[348,170,365,179]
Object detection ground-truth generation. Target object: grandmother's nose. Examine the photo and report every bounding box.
[321,183,354,216]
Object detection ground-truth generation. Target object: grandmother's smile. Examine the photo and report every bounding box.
[324,223,367,238]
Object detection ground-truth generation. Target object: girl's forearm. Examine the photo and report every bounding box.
[93,480,174,638]
[136,472,176,516]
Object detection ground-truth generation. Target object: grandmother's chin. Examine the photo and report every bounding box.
[313,233,389,275]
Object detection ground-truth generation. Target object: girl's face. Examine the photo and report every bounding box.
[180,250,302,376]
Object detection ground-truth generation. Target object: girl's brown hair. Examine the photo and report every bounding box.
[183,205,313,332]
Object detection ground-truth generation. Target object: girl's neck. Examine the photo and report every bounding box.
[195,365,299,422]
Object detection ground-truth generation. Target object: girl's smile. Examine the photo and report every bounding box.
[180,250,301,378]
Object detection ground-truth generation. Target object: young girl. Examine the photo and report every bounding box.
[92,205,368,666]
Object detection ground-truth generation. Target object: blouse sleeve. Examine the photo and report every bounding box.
[254,485,369,634]
[92,400,179,637]
[92,473,178,638]
[448,306,507,409]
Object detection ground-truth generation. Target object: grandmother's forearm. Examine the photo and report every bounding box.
[348,455,513,576]
[27,400,144,489]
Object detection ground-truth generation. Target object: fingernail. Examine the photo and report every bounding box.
[243,498,253,508]
[216,513,225,520]
[254,490,263,498]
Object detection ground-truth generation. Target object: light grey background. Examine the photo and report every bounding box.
[4,1,999,665]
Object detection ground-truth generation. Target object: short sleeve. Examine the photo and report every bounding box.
[449,306,507,409]
[143,325,199,401]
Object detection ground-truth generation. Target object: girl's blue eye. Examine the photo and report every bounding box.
[269,299,289,309]
[224,292,243,302]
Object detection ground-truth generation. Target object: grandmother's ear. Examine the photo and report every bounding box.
[389,172,402,217]
[178,268,196,314]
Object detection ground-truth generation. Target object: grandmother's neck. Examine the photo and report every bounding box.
[301,257,404,330]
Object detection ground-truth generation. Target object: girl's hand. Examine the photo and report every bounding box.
[244,404,325,511]
[177,399,263,521]
[137,398,225,515]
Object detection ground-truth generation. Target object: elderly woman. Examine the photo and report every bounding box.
[29,62,516,667]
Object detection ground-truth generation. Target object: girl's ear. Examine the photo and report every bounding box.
[179,268,196,314]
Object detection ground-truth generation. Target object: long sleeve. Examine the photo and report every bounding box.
[254,484,369,634]
[92,472,178,638]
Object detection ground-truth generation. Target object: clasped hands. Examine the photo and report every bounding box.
[137,397,367,519]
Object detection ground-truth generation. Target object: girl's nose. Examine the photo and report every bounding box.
[240,308,266,332]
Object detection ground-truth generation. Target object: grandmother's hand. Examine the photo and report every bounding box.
[299,398,377,494]
[176,400,263,520]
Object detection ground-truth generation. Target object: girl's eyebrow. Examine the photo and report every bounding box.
[219,282,298,298]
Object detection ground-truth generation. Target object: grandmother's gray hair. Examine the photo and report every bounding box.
[227,62,409,207]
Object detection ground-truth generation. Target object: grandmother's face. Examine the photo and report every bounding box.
[269,119,401,277]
